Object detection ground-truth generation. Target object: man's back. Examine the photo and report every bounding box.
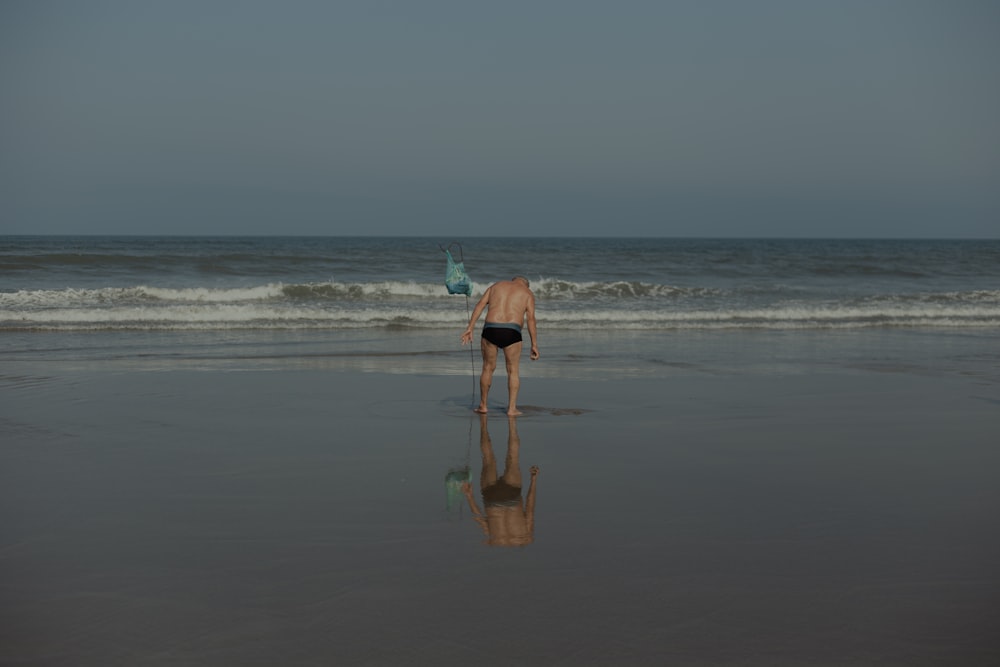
[484,279,534,325]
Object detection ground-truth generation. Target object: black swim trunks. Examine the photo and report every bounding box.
[481,322,523,348]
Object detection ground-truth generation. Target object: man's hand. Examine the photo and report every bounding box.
[460,329,473,345]
[530,345,539,361]
[530,466,539,476]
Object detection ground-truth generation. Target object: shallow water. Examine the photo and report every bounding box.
[2,368,998,665]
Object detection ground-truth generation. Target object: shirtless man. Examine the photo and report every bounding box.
[460,276,539,416]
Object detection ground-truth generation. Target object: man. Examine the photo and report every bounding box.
[460,276,539,416]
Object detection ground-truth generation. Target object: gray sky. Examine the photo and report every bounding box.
[2,0,998,237]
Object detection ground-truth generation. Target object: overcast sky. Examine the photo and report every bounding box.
[2,0,998,237]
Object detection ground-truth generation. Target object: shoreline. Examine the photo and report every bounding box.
[2,361,998,665]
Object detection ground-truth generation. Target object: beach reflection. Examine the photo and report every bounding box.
[461,414,539,547]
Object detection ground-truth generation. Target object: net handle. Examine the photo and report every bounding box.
[439,241,464,262]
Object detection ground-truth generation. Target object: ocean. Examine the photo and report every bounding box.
[2,236,999,379]
[4,236,1000,665]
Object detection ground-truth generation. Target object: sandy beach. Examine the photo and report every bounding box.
[2,360,998,666]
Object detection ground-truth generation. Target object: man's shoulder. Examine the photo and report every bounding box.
[490,280,532,299]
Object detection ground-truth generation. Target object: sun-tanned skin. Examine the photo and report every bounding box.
[460,276,539,416]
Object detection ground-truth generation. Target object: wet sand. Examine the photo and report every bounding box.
[2,366,999,666]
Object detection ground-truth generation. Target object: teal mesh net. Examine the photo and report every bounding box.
[444,249,473,296]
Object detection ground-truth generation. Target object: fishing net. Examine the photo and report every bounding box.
[444,249,473,296]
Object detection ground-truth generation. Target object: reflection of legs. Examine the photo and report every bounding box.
[500,415,522,488]
[476,338,498,413]
[503,342,524,416]
[478,413,497,490]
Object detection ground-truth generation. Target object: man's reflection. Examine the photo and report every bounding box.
[462,413,538,547]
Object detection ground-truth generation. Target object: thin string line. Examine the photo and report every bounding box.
[466,293,476,405]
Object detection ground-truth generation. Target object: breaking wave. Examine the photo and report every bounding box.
[2,281,998,331]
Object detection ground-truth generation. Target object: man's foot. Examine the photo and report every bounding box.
[474,405,489,414]
[506,407,523,416]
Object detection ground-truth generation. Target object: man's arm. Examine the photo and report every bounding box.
[525,293,539,360]
[460,286,492,345]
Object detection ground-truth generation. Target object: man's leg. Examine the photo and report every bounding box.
[503,341,524,416]
[477,337,498,413]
